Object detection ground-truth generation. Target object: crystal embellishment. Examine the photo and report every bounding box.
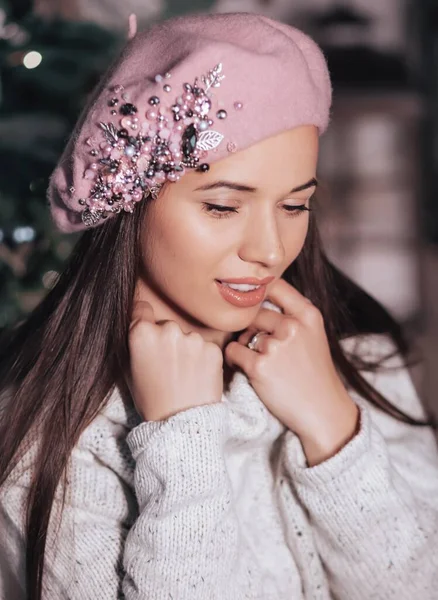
[79,62,228,228]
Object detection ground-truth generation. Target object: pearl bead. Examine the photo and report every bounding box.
[198,120,209,131]
[160,128,171,138]
[146,109,158,120]
[84,169,96,180]
[163,84,171,92]
[234,101,243,110]
[155,171,166,183]
[217,109,227,119]
[125,146,136,157]
[167,172,178,182]
[121,116,133,129]
[90,163,98,170]
[154,74,163,83]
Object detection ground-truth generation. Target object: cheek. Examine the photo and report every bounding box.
[282,218,309,260]
[141,205,217,280]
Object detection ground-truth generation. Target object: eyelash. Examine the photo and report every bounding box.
[202,203,312,219]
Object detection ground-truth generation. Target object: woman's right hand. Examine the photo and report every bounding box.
[127,301,225,421]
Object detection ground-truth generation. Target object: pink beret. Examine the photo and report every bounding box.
[48,12,332,233]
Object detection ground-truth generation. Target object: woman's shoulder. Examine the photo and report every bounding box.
[339,332,431,425]
[340,332,403,365]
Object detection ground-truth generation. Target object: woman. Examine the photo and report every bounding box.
[1,11,438,600]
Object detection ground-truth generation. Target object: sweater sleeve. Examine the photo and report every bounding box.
[282,334,438,600]
[0,396,248,600]
[122,401,248,600]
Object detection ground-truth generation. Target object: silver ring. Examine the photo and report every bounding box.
[247,331,268,352]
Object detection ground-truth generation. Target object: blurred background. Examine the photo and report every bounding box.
[0,0,437,418]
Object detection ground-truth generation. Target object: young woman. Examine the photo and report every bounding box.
[1,11,438,600]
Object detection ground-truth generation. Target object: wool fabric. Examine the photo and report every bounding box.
[48,12,332,233]
[1,334,438,599]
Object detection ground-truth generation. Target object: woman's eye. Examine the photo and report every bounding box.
[202,203,238,218]
[283,204,311,217]
[201,202,311,219]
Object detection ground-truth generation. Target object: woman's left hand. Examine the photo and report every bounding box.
[224,278,360,466]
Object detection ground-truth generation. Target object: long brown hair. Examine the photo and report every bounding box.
[0,197,435,599]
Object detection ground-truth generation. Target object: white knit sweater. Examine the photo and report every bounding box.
[1,333,438,599]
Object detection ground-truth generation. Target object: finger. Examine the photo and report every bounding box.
[224,340,258,373]
[130,300,155,326]
[246,307,284,336]
[266,278,313,318]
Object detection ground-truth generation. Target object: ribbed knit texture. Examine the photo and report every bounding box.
[1,334,438,599]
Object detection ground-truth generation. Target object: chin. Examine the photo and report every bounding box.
[212,307,261,333]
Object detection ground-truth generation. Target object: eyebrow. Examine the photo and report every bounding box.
[194,177,318,194]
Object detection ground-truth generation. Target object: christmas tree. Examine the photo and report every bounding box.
[0,0,119,329]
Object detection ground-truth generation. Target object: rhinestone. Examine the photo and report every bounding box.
[120,103,138,116]
[90,149,98,156]
[227,142,237,153]
[182,124,198,157]
[165,72,171,79]
[110,110,117,116]
[113,84,124,93]
[163,84,171,92]
[217,109,227,120]
[69,186,75,194]
[198,163,210,172]
[183,83,192,92]
[148,96,160,106]
[234,101,243,110]
[78,199,86,205]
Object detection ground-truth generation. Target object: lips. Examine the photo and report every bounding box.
[215,280,268,308]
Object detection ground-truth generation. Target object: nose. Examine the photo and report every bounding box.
[238,210,285,268]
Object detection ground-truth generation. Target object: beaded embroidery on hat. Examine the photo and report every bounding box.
[79,63,228,228]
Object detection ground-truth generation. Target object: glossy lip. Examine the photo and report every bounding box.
[215,280,267,308]
[216,276,275,285]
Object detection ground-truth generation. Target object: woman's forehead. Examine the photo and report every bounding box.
[172,126,319,194]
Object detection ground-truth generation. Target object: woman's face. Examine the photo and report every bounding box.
[136,125,319,343]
